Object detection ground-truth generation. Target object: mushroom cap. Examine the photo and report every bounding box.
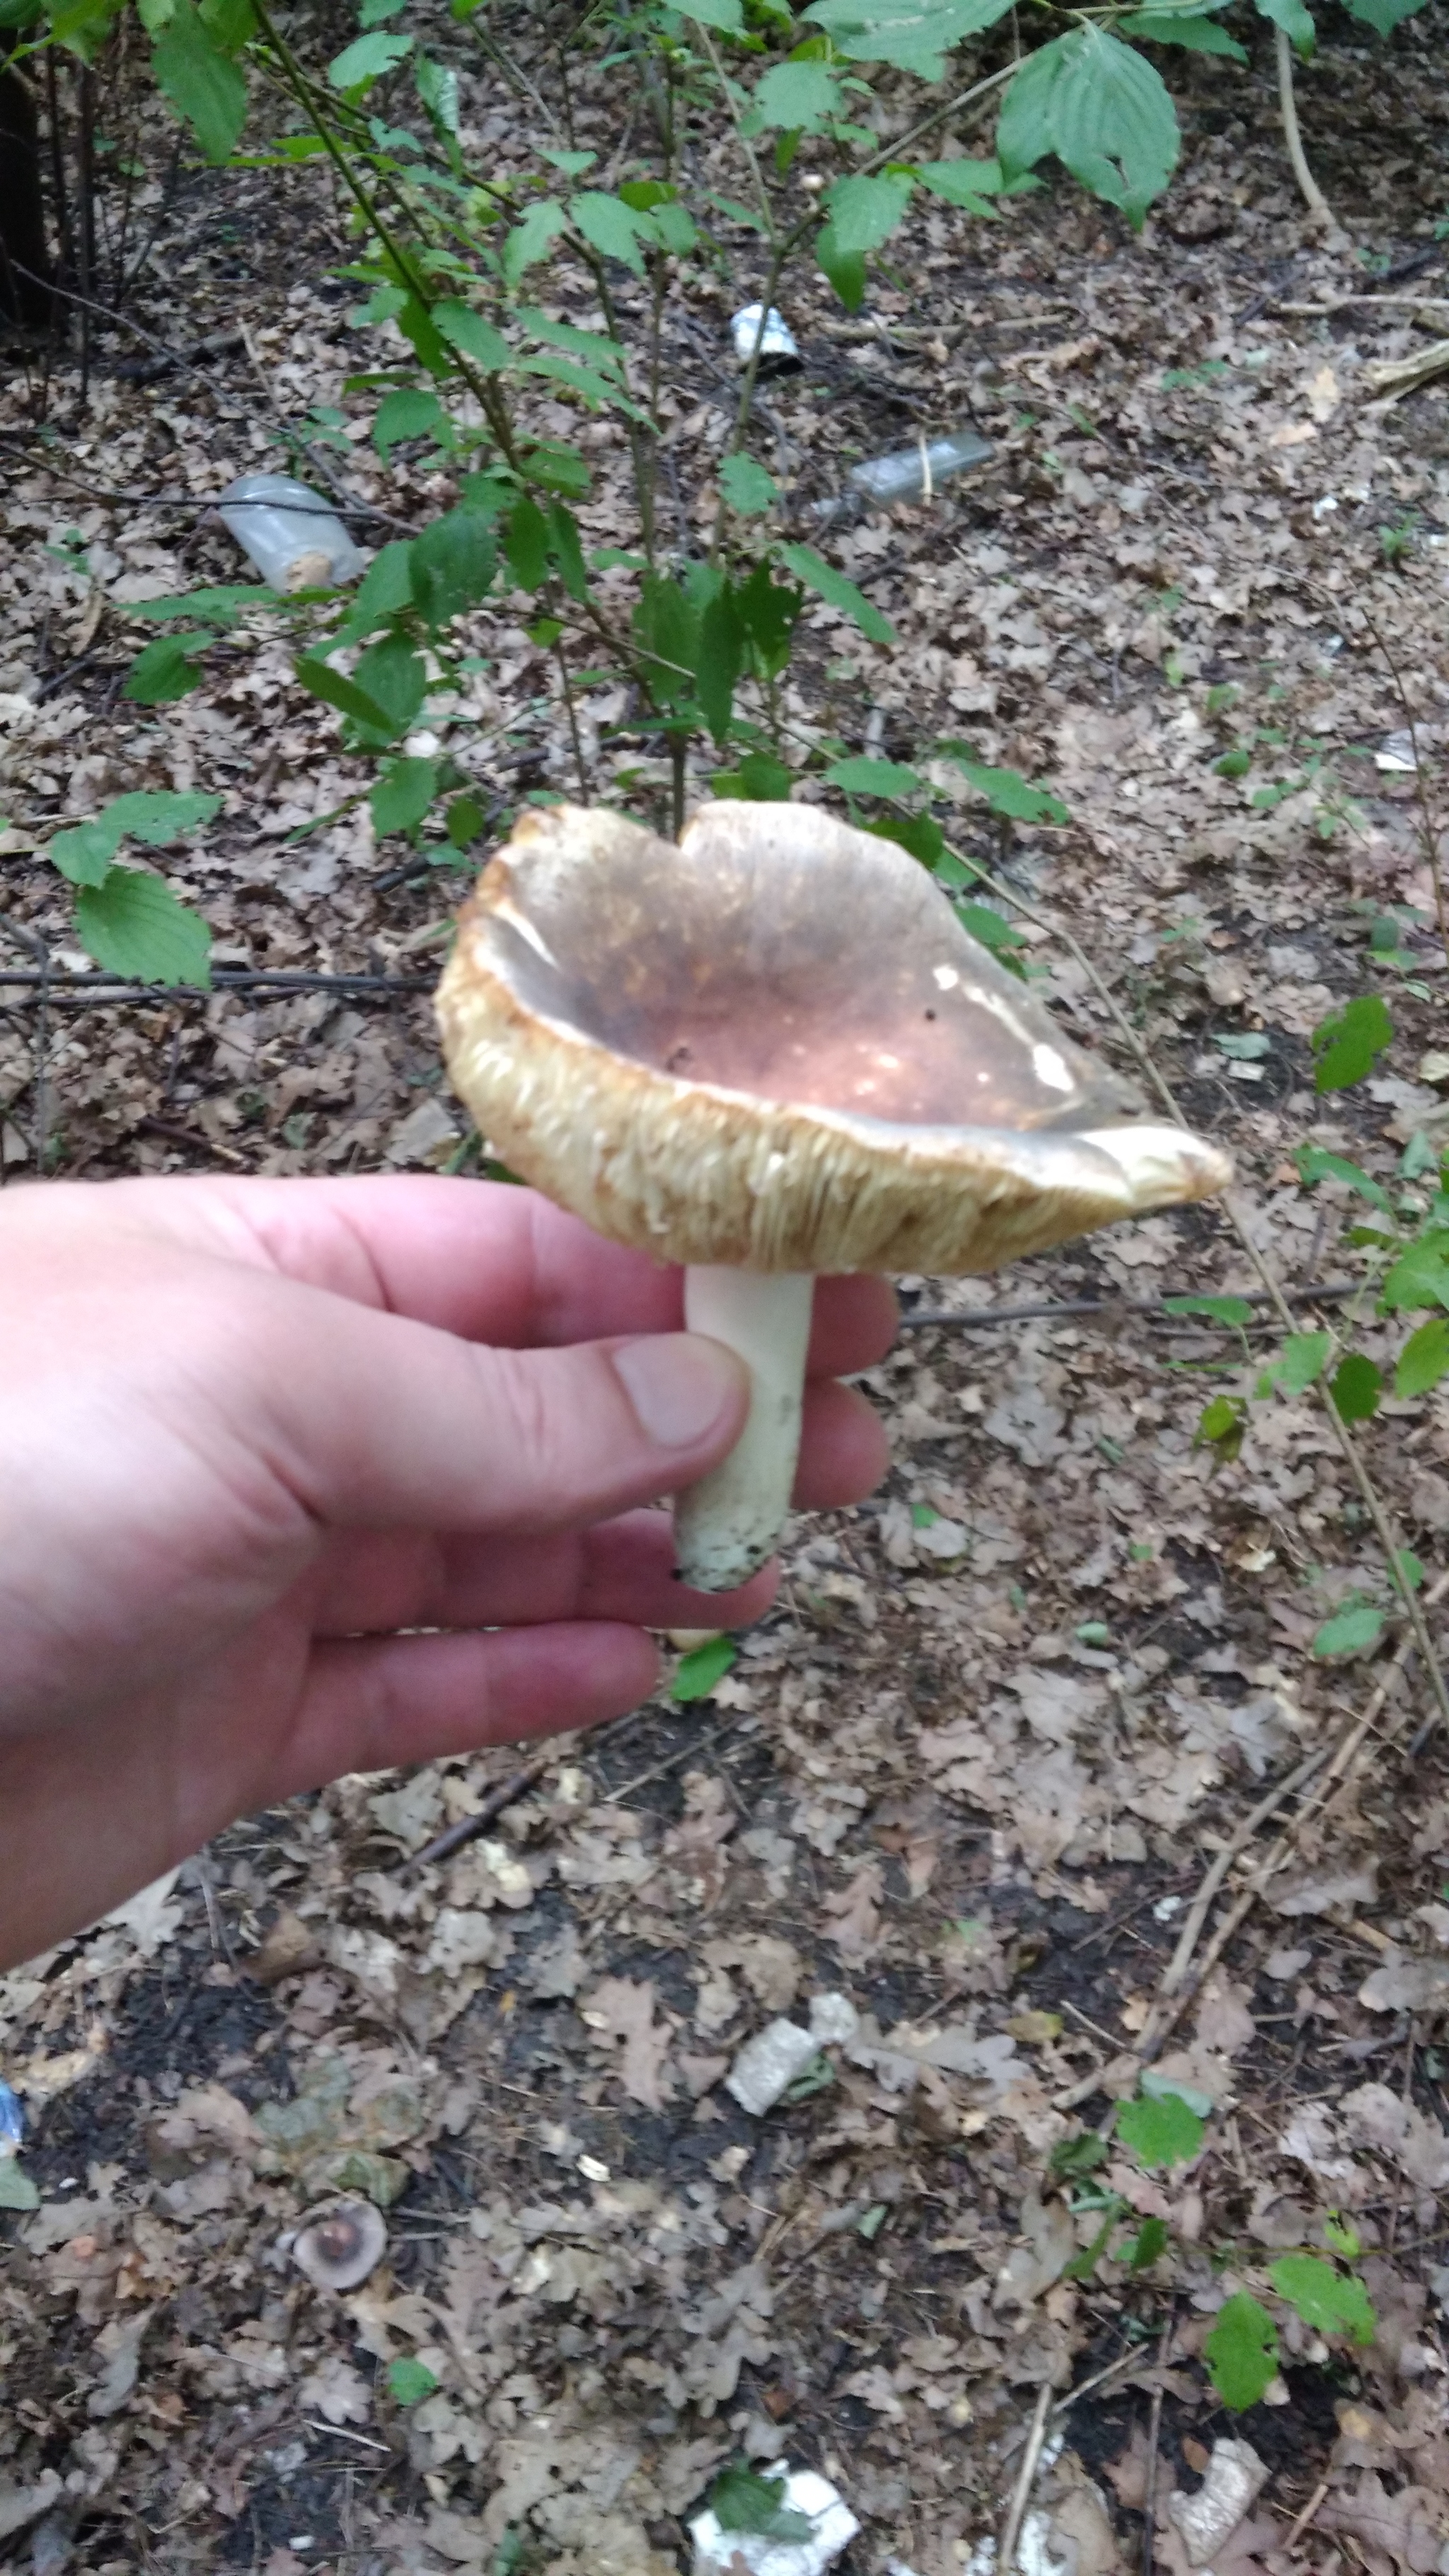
[292,2199,388,2292]
[436,802,1230,1274]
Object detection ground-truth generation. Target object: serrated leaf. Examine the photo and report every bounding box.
[1114,2089,1206,2169]
[718,452,778,516]
[825,755,923,795]
[1119,7,1247,53]
[123,633,211,703]
[1050,2131,1109,2179]
[433,299,510,373]
[753,57,841,128]
[121,583,272,625]
[328,27,410,84]
[1269,2253,1376,2343]
[1381,1230,1449,1314]
[1313,1599,1384,1658]
[1205,2292,1278,2410]
[1397,1317,1449,1398]
[1162,1294,1255,1327]
[671,1635,737,1703]
[1128,2215,1169,2270]
[776,542,893,643]
[709,2463,814,2542]
[1254,0,1315,52]
[48,821,119,887]
[371,757,439,837]
[1275,1329,1332,1392]
[373,386,446,456]
[821,169,914,256]
[675,0,744,27]
[916,154,1006,209]
[803,0,1012,75]
[938,744,1069,821]
[296,656,403,741]
[151,0,248,160]
[387,2356,439,2405]
[1342,0,1426,26]
[75,865,212,986]
[711,749,794,801]
[1312,992,1392,1092]
[998,27,1179,225]
[1296,1144,1392,1212]
[107,789,221,845]
[1330,1352,1382,1423]
[503,197,567,288]
[414,48,458,133]
[569,189,650,275]
[410,507,497,630]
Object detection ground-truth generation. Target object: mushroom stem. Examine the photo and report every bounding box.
[674,1267,814,1591]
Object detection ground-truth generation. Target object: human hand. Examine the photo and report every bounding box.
[0,1173,894,1968]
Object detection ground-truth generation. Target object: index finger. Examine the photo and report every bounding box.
[88,1174,899,1372]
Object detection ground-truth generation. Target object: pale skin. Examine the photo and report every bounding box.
[0,1174,894,1971]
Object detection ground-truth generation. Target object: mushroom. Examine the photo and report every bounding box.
[291,2199,387,2292]
[436,802,1230,1590]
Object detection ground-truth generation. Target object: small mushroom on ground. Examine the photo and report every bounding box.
[291,2200,387,2292]
[437,802,1231,1589]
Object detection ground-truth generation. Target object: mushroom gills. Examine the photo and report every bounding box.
[674,1267,814,1590]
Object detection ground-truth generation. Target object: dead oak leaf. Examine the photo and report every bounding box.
[1321,2474,1449,2575]
[582,1977,674,2110]
[821,1860,884,1961]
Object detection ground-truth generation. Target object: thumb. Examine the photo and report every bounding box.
[238,1289,750,1536]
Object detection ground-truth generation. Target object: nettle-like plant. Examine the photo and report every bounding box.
[13,0,1433,981]
[1051,2083,1379,2412]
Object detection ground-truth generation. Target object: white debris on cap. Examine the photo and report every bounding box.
[808,1992,858,2045]
[690,2468,859,2576]
[1167,2438,1268,2566]
[726,2018,819,2115]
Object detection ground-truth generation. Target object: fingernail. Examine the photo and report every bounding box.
[612,1334,744,1448]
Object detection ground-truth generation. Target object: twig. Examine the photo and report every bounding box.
[1281,2476,1332,2555]
[1153,1747,1331,2008]
[0,967,434,998]
[1051,2347,1141,2417]
[998,2381,1053,2576]
[412,1758,551,1871]
[1274,29,1335,231]
[1141,2314,1172,2576]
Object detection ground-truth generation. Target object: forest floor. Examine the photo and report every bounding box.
[5,10,1449,2575]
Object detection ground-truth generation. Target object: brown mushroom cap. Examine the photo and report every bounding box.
[437,801,1230,1273]
[292,2199,387,2292]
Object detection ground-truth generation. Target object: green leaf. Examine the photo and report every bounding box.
[296,656,403,741]
[151,0,248,160]
[519,308,628,378]
[938,744,1069,822]
[0,2161,40,2212]
[1195,1391,1247,1461]
[916,154,1007,209]
[1128,2215,1170,2271]
[1141,2069,1214,2116]
[1268,2253,1376,2345]
[121,583,272,625]
[330,540,415,652]
[124,632,211,703]
[1330,1353,1382,1423]
[719,452,778,516]
[1118,7,1247,53]
[752,57,841,129]
[48,821,119,888]
[1253,0,1315,54]
[1049,2131,1109,2180]
[352,633,427,739]
[709,2463,814,2543]
[803,0,1013,76]
[998,27,1179,225]
[371,757,440,837]
[75,865,212,986]
[108,789,221,846]
[1114,2090,1206,2170]
[1216,1030,1271,1061]
[712,750,795,801]
[569,190,650,276]
[958,901,1026,968]
[697,587,744,746]
[387,2356,440,2405]
[1204,2292,1278,2411]
[871,812,945,869]
[433,299,510,373]
[776,542,893,644]
[1275,1329,1332,1392]
[504,494,551,594]
[1162,1294,1255,1327]
[328,27,410,84]
[1342,0,1426,27]
[672,1635,738,1702]
[1312,993,1393,1092]
[1382,1230,1449,1313]
[410,507,497,630]
[374,386,446,456]
[415,49,459,134]
[547,502,589,605]
[825,755,923,796]
[1296,1145,1392,1213]
[816,233,867,310]
[675,0,744,26]
[734,562,802,676]
[1397,1317,1449,1398]
[1323,2212,1362,2259]
[519,352,642,417]
[503,198,567,289]
[821,169,915,257]
[1313,1599,1385,1659]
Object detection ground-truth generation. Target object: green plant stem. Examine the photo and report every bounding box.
[944,833,1449,1745]
[1274,28,1334,230]
[248,0,519,467]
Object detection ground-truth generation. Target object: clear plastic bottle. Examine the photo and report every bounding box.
[847,428,993,504]
[217,473,367,590]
